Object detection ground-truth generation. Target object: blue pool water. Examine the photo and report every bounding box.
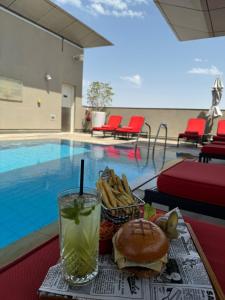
[0,139,175,249]
[0,143,89,173]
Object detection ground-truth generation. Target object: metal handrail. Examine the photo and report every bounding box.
[135,121,151,153]
[132,123,167,193]
[152,123,168,158]
[145,121,151,151]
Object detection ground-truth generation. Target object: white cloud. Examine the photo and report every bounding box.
[91,0,128,10]
[56,0,82,7]
[120,74,142,87]
[127,0,148,4]
[55,0,149,18]
[194,58,203,62]
[188,65,223,76]
[194,58,208,62]
[91,3,106,15]
[112,9,144,18]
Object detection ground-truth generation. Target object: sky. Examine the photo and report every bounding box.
[54,0,225,109]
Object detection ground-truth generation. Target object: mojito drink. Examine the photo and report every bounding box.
[59,189,101,285]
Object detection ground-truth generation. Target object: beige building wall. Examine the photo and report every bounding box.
[0,8,83,132]
[77,106,225,139]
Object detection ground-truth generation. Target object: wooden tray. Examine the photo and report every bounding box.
[186,223,224,300]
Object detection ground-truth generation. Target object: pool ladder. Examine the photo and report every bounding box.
[132,123,168,193]
[135,121,151,152]
[152,123,168,158]
[135,122,168,155]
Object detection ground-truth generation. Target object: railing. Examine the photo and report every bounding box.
[135,121,151,152]
[132,123,168,193]
[152,123,168,158]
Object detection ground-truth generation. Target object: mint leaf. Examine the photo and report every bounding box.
[144,203,156,220]
[61,203,96,223]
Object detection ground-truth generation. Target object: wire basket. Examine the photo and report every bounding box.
[101,194,145,225]
[99,166,145,224]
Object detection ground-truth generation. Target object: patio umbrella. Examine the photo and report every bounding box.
[207,78,223,119]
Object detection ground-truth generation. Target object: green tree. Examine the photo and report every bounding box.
[87,81,114,111]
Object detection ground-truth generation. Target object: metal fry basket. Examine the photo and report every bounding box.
[99,167,145,224]
[101,195,145,224]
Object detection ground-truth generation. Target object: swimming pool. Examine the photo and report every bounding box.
[0,139,175,249]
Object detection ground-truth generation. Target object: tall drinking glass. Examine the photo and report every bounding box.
[58,188,101,286]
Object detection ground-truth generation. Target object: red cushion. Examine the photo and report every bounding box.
[186,118,206,135]
[157,160,225,206]
[92,126,115,131]
[107,115,122,128]
[185,217,225,295]
[92,115,122,131]
[217,120,225,136]
[116,126,134,132]
[201,144,225,155]
[128,116,145,131]
[212,141,225,145]
[116,116,144,133]
[213,135,225,142]
[179,133,200,138]
[185,131,199,135]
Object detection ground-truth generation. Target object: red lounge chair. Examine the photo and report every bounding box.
[213,120,225,142]
[177,118,206,147]
[144,160,225,219]
[199,143,225,162]
[114,116,145,140]
[91,115,122,137]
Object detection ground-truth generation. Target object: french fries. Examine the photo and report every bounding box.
[96,168,136,213]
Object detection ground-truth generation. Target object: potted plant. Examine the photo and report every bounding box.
[87,81,114,128]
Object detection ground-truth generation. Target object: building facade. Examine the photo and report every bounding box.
[0,1,111,133]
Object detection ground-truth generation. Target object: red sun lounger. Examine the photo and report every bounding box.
[144,160,225,219]
[199,142,225,162]
[177,118,206,147]
[91,115,122,137]
[114,116,145,140]
[213,120,225,142]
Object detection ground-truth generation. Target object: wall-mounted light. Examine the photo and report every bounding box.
[45,73,52,81]
[72,54,84,62]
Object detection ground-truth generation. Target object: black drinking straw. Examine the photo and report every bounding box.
[79,159,84,195]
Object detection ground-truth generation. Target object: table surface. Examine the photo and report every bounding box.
[0,221,224,300]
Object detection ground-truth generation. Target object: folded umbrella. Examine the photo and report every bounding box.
[207,78,223,118]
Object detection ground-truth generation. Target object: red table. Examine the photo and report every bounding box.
[0,219,225,300]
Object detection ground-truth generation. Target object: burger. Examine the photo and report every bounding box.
[113,219,169,277]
